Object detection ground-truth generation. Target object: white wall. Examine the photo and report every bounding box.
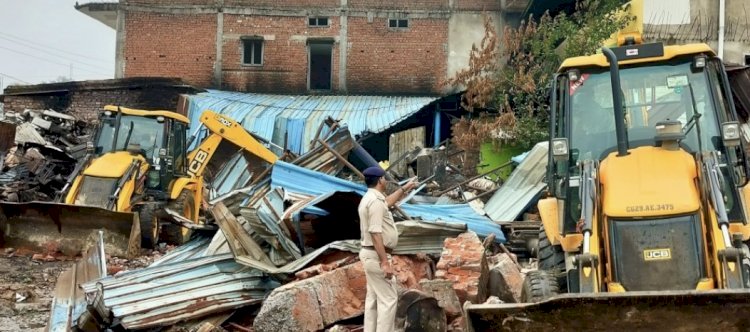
[445,12,504,94]
[643,0,750,64]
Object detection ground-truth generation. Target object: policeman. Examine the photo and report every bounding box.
[358,166,416,332]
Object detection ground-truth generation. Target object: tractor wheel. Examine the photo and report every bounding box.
[162,189,195,245]
[138,203,160,249]
[537,224,567,292]
[521,270,560,302]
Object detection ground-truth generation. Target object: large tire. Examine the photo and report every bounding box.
[162,189,195,245]
[538,225,565,271]
[138,203,160,249]
[537,225,568,292]
[521,270,560,302]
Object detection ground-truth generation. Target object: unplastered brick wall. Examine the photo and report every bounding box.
[225,0,338,8]
[124,12,217,87]
[120,0,501,95]
[221,15,341,93]
[3,88,192,122]
[2,96,51,115]
[66,88,187,121]
[125,0,215,5]
[346,17,447,95]
[453,0,503,11]
[348,0,449,10]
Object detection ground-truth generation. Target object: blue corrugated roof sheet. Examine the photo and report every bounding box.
[186,90,439,154]
[270,161,506,242]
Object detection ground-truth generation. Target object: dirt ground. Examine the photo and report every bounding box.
[0,253,71,331]
[0,248,164,331]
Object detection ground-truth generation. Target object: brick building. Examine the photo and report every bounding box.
[77,0,528,95]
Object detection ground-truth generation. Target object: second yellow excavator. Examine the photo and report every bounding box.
[0,105,278,255]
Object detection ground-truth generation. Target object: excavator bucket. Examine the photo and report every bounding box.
[0,201,140,258]
[465,290,750,332]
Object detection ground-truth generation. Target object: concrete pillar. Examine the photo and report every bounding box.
[115,6,126,78]
[338,0,348,92]
[214,2,224,88]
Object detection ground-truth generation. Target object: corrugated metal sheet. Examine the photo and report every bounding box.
[210,202,277,271]
[81,254,280,330]
[269,160,506,242]
[186,90,439,155]
[149,236,214,267]
[14,122,46,145]
[47,231,106,331]
[235,220,466,274]
[208,124,355,199]
[238,187,302,266]
[485,142,549,222]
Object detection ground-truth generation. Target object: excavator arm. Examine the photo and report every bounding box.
[173,110,278,199]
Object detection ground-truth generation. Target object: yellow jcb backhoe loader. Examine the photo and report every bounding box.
[0,105,277,256]
[465,36,750,331]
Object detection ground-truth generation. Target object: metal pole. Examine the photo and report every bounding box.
[434,109,441,147]
[351,139,396,182]
[601,47,628,156]
[318,139,365,180]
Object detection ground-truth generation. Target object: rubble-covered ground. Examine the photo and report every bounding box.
[0,248,166,332]
[0,253,69,332]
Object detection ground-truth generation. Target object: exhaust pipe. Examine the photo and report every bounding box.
[601,47,629,157]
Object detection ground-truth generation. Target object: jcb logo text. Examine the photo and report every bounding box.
[643,248,671,261]
[188,150,209,176]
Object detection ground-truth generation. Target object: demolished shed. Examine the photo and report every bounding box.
[184,90,453,160]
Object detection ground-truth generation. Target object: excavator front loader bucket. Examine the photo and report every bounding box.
[465,290,750,332]
[0,202,140,258]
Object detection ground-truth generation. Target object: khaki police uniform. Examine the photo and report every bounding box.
[358,188,399,332]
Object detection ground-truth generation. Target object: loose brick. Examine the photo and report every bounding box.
[435,232,488,305]
[254,254,432,332]
[488,253,524,303]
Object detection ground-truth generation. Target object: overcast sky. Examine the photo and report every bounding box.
[0,0,115,92]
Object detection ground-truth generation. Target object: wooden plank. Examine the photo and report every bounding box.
[209,202,275,268]
[0,121,16,152]
[389,127,425,177]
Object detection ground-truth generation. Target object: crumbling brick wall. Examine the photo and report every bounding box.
[1,79,199,122]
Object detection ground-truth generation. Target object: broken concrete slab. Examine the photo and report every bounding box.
[419,279,462,320]
[435,232,488,305]
[254,255,433,332]
[488,253,524,303]
[253,264,360,332]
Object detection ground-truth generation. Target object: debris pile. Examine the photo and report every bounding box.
[0,109,92,202]
[30,118,543,332]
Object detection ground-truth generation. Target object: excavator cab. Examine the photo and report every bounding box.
[464,37,750,331]
[92,106,189,195]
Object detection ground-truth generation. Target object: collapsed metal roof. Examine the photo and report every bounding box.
[269,160,506,242]
[185,90,440,154]
[231,220,467,274]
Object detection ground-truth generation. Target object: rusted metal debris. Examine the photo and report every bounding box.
[0,109,93,203]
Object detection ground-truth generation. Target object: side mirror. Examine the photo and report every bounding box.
[551,138,569,162]
[722,121,741,148]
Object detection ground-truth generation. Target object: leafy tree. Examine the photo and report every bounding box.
[447,0,633,173]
